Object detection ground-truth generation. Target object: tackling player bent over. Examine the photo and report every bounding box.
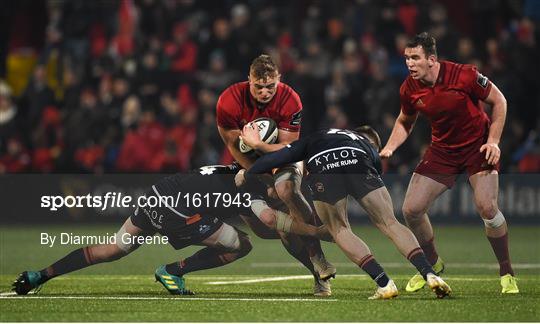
[12,164,324,296]
[241,126,451,299]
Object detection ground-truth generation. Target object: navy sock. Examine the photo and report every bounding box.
[407,248,435,279]
[359,255,389,288]
[166,247,241,276]
[39,247,92,283]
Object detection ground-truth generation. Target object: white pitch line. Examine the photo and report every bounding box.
[46,276,250,281]
[0,291,35,297]
[250,262,540,269]
[0,295,336,302]
[206,275,314,285]
[204,274,538,285]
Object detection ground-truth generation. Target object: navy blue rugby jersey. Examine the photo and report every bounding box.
[247,129,381,175]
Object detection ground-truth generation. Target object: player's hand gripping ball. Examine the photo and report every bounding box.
[239,117,278,157]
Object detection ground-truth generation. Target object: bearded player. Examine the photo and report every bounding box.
[380,32,518,294]
[217,54,335,296]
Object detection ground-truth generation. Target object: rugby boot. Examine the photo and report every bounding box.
[406,257,445,292]
[154,265,194,295]
[500,274,519,294]
[12,271,45,295]
[311,254,337,281]
[426,273,452,298]
[368,279,398,300]
[313,275,332,297]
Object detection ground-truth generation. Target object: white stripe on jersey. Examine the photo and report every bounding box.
[151,185,189,219]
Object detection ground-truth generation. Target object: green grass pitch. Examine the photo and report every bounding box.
[1,224,539,322]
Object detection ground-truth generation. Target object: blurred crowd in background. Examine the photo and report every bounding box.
[1,0,539,174]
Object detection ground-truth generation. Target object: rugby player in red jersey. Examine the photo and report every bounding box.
[217,54,335,296]
[380,32,518,293]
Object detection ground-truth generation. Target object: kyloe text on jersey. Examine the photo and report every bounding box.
[309,146,367,166]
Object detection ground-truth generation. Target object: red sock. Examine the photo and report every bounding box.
[487,233,514,276]
[420,237,439,265]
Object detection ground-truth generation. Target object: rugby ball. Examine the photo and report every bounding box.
[239,117,279,154]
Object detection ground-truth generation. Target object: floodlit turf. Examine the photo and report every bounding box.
[1,224,539,322]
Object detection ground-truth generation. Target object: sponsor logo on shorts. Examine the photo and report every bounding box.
[314,182,325,193]
[365,170,381,181]
[142,206,164,230]
[199,224,211,234]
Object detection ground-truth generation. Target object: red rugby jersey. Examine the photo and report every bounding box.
[400,61,492,149]
[216,81,302,132]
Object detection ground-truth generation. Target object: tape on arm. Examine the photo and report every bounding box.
[250,199,293,233]
[275,211,293,233]
[250,199,270,219]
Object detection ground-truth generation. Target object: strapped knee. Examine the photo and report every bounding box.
[215,223,241,251]
[483,211,505,228]
[115,225,141,253]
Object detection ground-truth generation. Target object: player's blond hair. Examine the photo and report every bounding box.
[249,54,279,81]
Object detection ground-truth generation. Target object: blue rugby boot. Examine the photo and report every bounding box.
[12,271,45,295]
[154,265,194,295]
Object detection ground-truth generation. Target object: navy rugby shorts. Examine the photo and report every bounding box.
[308,159,384,204]
[130,189,223,250]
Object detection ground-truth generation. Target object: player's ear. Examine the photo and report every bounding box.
[428,54,437,67]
